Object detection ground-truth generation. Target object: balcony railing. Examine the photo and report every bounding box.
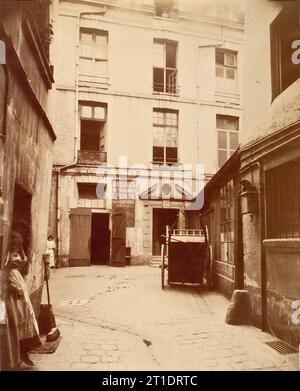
[77,150,107,165]
[153,69,179,95]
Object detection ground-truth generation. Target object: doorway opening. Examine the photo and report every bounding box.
[12,185,32,255]
[152,208,178,256]
[91,213,110,265]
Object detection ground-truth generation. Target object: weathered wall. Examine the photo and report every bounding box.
[263,241,300,347]
[241,0,300,346]
[0,4,55,311]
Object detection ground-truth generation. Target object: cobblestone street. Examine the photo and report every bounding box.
[28,266,299,371]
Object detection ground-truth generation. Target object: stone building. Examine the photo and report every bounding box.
[0,0,55,370]
[49,0,244,267]
[201,0,300,348]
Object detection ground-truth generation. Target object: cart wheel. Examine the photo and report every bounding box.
[161,244,165,290]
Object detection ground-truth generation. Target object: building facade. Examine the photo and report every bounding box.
[201,0,300,348]
[0,0,55,370]
[49,0,244,267]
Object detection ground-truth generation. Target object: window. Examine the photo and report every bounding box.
[154,0,177,18]
[77,183,98,199]
[153,39,178,94]
[80,103,107,152]
[217,115,239,168]
[153,109,178,166]
[12,185,32,257]
[265,160,300,239]
[79,29,108,78]
[220,179,234,264]
[270,4,300,100]
[216,49,237,80]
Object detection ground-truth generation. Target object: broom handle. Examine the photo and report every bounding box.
[43,255,52,320]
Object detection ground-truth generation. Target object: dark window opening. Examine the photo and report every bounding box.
[79,102,107,153]
[77,183,98,200]
[12,185,32,257]
[80,120,102,151]
[270,3,300,100]
[265,160,300,239]
[154,0,177,18]
[153,146,164,164]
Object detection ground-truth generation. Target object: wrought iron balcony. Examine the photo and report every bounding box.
[77,150,107,165]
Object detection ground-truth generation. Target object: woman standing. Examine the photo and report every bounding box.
[46,235,56,268]
[4,230,41,368]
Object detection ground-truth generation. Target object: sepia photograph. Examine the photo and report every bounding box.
[0,0,299,377]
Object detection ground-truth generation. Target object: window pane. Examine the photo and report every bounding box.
[153,42,164,68]
[218,131,227,149]
[216,116,225,129]
[80,32,93,44]
[81,105,93,118]
[215,51,224,65]
[166,42,177,68]
[166,127,177,147]
[79,58,93,74]
[153,127,164,146]
[218,150,227,167]
[94,106,106,120]
[226,68,235,80]
[153,146,164,162]
[153,110,164,125]
[225,53,235,66]
[166,147,177,163]
[95,34,108,60]
[153,68,165,92]
[216,65,224,78]
[226,117,238,130]
[230,132,239,149]
[95,60,108,77]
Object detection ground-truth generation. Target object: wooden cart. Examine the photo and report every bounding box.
[161,226,210,289]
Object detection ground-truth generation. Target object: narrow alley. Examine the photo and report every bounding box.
[30,266,298,371]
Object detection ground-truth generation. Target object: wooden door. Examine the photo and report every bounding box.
[111,208,126,266]
[69,208,91,266]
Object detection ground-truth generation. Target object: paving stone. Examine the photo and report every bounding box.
[81,355,100,364]
[30,265,298,372]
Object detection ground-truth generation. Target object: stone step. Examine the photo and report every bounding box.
[148,256,161,268]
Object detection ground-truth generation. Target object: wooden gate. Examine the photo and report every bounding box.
[69,208,91,266]
[111,208,126,266]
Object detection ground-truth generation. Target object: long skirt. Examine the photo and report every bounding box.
[2,270,41,370]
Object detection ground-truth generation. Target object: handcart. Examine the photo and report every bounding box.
[161,225,211,289]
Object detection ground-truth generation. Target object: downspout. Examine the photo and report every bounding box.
[196,41,224,165]
[239,161,267,331]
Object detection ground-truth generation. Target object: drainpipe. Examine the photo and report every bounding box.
[239,161,267,331]
[196,40,224,166]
